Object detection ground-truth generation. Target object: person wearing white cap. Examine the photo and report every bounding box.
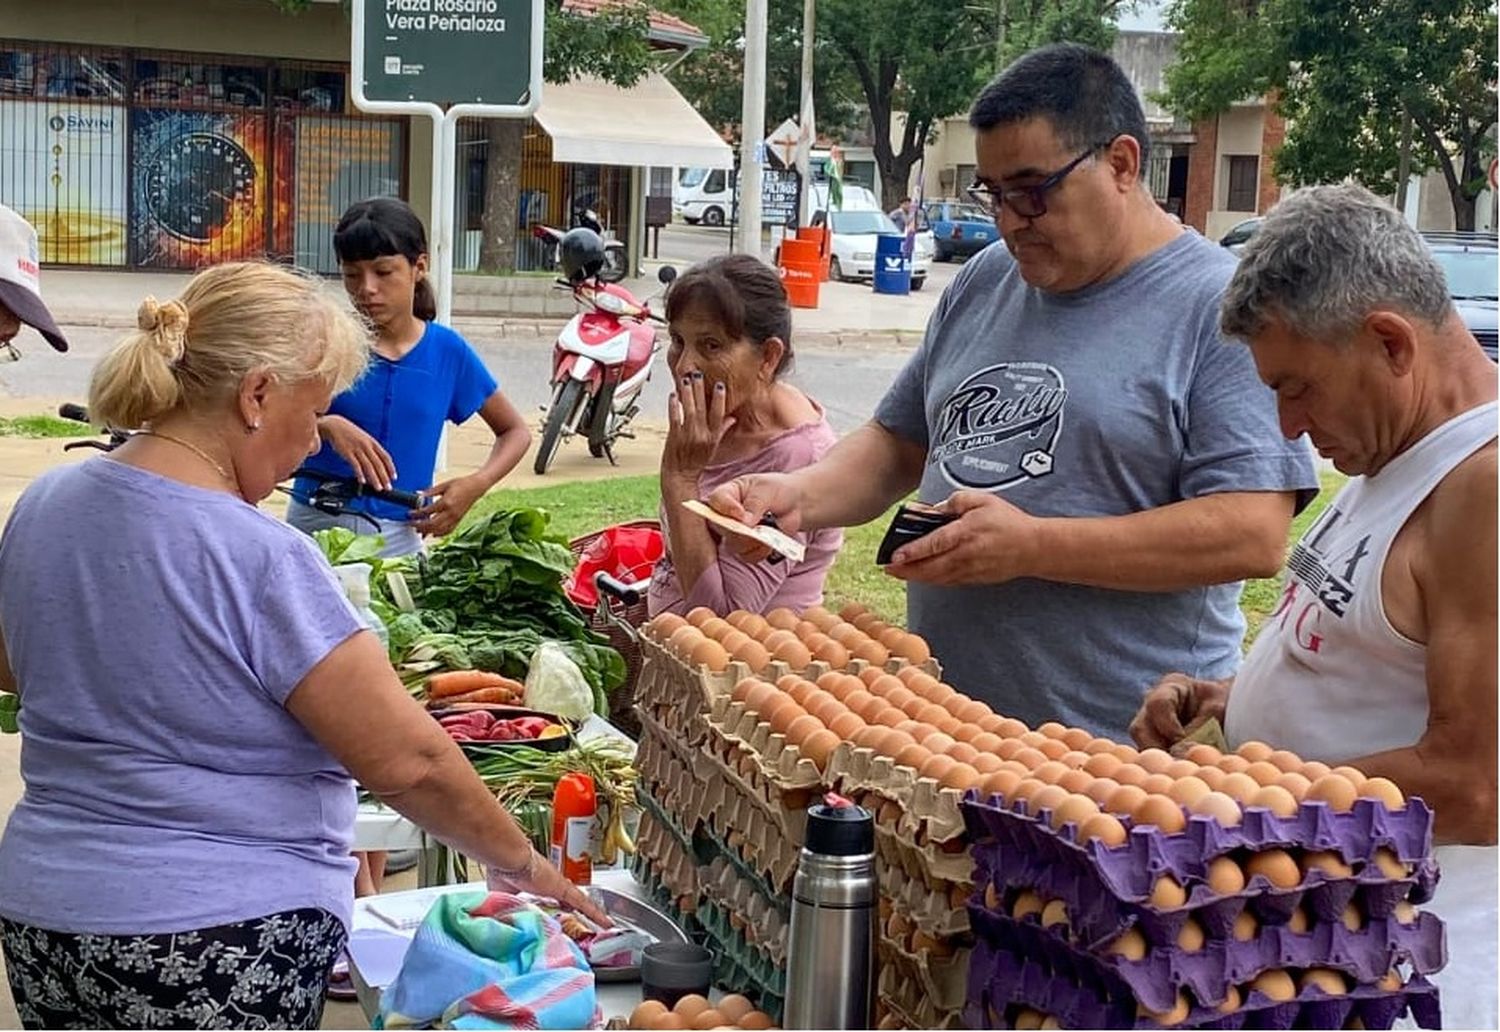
[0,203,69,360]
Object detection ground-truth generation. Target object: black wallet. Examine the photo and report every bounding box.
[876,504,958,565]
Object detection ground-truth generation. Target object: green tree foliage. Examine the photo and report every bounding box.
[1162,0,1497,229]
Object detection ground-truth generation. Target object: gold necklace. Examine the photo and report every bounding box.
[137,430,235,486]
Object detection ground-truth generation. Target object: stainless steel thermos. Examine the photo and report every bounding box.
[783,798,877,1030]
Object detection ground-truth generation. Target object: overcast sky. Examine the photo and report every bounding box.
[1119,0,1168,32]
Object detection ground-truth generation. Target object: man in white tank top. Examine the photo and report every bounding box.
[1129,184,1497,1029]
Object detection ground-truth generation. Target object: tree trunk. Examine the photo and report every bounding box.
[478,119,527,274]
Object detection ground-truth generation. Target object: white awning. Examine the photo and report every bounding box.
[535,73,733,170]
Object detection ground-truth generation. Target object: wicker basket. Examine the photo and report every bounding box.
[568,519,660,738]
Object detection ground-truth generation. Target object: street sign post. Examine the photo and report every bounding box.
[351,0,542,469]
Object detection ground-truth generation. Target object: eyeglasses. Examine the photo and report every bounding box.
[966,142,1110,219]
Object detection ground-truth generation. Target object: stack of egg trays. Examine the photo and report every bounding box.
[960,793,1442,950]
[965,906,1440,1030]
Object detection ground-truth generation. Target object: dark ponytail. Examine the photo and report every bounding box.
[334,197,437,321]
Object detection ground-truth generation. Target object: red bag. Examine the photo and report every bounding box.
[564,522,664,609]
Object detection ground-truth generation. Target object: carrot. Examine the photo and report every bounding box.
[434,686,521,707]
[426,670,520,699]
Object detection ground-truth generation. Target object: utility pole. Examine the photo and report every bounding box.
[796,0,816,227]
[994,0,1007,70]
[739,0,768,257]
[1395,106,1414,221]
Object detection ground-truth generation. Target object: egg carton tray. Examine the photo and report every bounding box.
[706,695,828,793]
[702,784,802,892]
[880,865,973,939]
[965,929,1441,1030]
[634,767,705,846]
[694,918,786,1024]
[964,791,1437,898]
[635,708,708,784]
[873,810,975,887]
[695,893,788,990]
[697,831,793,924]
[635,812,699,892]
[876,959,967,1029]
[876,930,972,1013]
[826,740,970,845]
[971,833,1440,962]
[969,900,1445,1016]
[702,734,818,844]
[697,801,801,907]
[964,798,1439,942]
[629,862,708,941]
[630,848,699,918]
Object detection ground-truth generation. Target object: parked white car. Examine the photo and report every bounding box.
[824,208,934,289]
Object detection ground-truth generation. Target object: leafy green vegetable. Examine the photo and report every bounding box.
[313,527,387,567]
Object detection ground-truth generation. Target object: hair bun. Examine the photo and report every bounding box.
[136,295,190,363]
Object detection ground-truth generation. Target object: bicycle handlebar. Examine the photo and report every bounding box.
[291,468,425,512]
[594,572,644,606]
[58,403,89,424]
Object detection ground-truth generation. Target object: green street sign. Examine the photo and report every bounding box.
[357,0,537,108]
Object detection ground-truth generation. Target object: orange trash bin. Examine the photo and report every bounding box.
[779,237,822,308]
[798,226,832,282]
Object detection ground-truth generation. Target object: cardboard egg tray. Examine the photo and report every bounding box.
[706,695,827,792]
[695,895,788,994]
[879,860,973,939]
[634,812,700,904]
[970,901,1444,1017]
[876,926,972,1012]
[825,741,970,845]
[964,922,1441,1030]
[964,792,1438,898]
[964,798,1439,946]
[873,806,975,886]
[876,958,966,1029]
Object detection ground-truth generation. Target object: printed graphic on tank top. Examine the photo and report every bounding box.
[1227,401,1499,763]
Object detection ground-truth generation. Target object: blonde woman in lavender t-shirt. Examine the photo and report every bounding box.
[648,255,843,617]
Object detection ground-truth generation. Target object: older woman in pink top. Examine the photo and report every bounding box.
[648,254,842,617]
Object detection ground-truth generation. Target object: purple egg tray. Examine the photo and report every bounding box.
[964,912,1441,1029]
[963,796,1440,948]
[967,902,1444,1016]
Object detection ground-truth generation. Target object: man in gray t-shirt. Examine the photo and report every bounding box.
[708,43,1317,738]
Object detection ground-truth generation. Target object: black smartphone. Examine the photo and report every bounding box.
[876,504,958,565]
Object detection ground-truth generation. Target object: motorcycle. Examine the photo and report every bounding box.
[532,264,677,475]
[533,209,628,284]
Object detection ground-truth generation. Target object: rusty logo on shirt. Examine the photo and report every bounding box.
[932,362,1067,491]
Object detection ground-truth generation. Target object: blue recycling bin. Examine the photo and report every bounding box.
[873,233,912,295]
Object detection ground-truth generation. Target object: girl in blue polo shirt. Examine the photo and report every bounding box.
[287,198,531,559]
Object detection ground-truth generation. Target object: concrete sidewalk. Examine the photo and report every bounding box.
[35,263,939,348]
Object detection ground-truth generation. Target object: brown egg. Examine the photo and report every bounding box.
[1196,766,1228,792]
[1018,730,1049,749]
[1273,771,1312,800]
[1133,794,1187,834]
[1301,969,1348,997]
[1056,768,1094,795]
[687,637,732,672]
[1012,746,1049,770]
[1243,761,1283,786]
[872,707,908,729]
[1040,898,1070,930]
[1078,812,1128,847]
[802,604,835,627]
[729,638,771,672]
[844,690,879,721]
[766,698,807,736]
[1206,855,1246,894]
[1084,777,1122,806]
[797,621,824,643]
[1394,901,1418,926]
[1112,764,1149,788]
[809,636,851,669]
[1233,910,1258,942]
[928,682,962,709]
[1036,738,1071,761]
[1286,906,1311,933]
[1150,875,1187,908]
[718,627,751,654]
[895,720,935,742]
[981,768,1024,802]
[829,622,864,647]
[786,713,825,745]
[765,607,801,631]
[1220,773,1262,803]
[1167,775,1213,809]
[970,731,1005,755]
[650,612,689,638]
[673,994,712,1019]
[1307,774,1359,812]
[1135,748,1174,775]
[1341,903,1364,932]
[948,741,982,767]
[690,1010,726,1030]
[1177,917,1206,952]
[807,693,846,728]
[895,632,932,665]
[773,638,814,670]
[1360,776,1406,810]
[1082,752,1124,779]
[632,1000,670,1029]
[876,625,907,652]
[1050,793,1100,832]
[1139,773,1177,797]
[1011,890,1046,921]
[1250,785,1300,817]
[940,762,983,793]
[685,607,718,628]
[1217,985,1242,1016]
[1139,993,1191,1026]
[828,711,865,741]
[973,754,1003,775]
[894,742,932,772]
[650,1014,688,1030]
[1251,970,1297,1003]
[1373,848,1410,879]
[800,730,841,773]
[1106,927,1148,961]
[699,617,733,642]
[1217,754,1252,774]
[1032,760,1071,785]
[1330,764,1369,788]
[744,681,780,715]
[1030,784,1070,816]
[713,995,754,1025]
[851,725,887,752]
[731,678,759,704]
[918,753,958,784]
[1060,727,1093,752]
[919,731,956,756]
[1184,743,1223,765]
[1236,739,1274,762]
[1263,748,1302,772]
[838,601,868,622]
[995,717,1029,738]
[1104,783,1150,818]
[852,639,891,666]
[1246,849,1302,889]
[762,628,797,654]
[1030,720,1063,740]
[1164,759,1202,781]
[669,625,706,657]
[852,612,882,633]
[782,677,813,704]
[1190,791,1244,827]
[874,729,915,758]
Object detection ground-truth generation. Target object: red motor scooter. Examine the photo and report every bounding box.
[532,227,676,474]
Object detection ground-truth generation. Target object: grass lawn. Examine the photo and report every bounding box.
[474,470,1347,649]
[0,415,83,438]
